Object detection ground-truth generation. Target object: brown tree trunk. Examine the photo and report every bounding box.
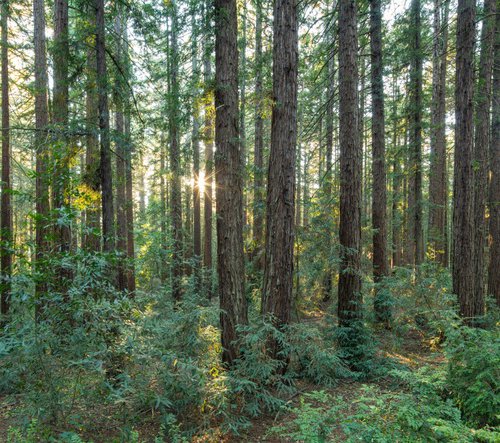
[428,0,450,265]
[370,0,389,324]
[472,0,496,314]
[262,0,298,360]
[337,0,362,327]
[453,0,477,321]
[124,114,135,293]
[488,10,500,306]
[96,0,115,253]
[252,0,264,265]
[34,0,50,305]
[240,1,247,231]
[215,0,247,365]
[0,0,11,318]
[408,0,424,266]
[169,3,183,301]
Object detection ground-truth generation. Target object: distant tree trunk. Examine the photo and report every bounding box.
[472,0,496,313]
[408,0,424,266]
[337,0,362,328]
[453,0,477,321]
[428,0,450,266]
[115,9,127,291]
[169,3,183,301]
[160,143,167,282]
[215,0,247,365]
[240,1,247,230]
[0,0,11,318]
[95,0,115,253]
[52,0,72,292]
[252,0,264,265]
[203,0,214,297]
[488,10,500,306]
[262,0,298,362]
[391,72,402,268]
[124,114,135,293]
[370,0,389,324]
[34,0,50,304]
[138,152,146,214]
[83,8,101,253]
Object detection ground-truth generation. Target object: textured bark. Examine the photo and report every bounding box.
[95,0,115,252]
[0,0,11,318]
[428,0,450,265]
[370,0,389,323]
[488,11,500,305]
[83,8,101,252]
[240,1,247,230]
[391,73,402,268]
[408,0,424,266]
[114,10,127,291]
[262,0,298,359]
[52,0,71,288]
[472,0,496,312]
[124,114,135,294]
[453,0,477,321]
[34,0,50,302]
[252,0,264,263]
[169,4,183,301]
[215,0,247,365]
[337,0,362,326]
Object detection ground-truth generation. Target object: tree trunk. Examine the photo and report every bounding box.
[215,0,247,365]
[34,0,50,305]
[408,0,424,266]
[488,10,500,306]
[428,0,450,265]
[370,0,389,324]
[453,0,477,322]
[240,1,247,231]
[472,0,496,314]
[0,0,11,318]
[337,0,362,327]
[124,114,135,294]
[95,0,115,253]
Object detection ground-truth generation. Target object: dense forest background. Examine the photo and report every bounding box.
[0,0,498,441]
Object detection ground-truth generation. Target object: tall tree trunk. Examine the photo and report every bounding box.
[95,0,115,253]
[370,0,389,324]
[337,0,362,328]
[262,0,298,361]
[252,0,264,265]
[215,0,247,365]
[488,10,500,306]
[453,0,477,322]
[391,72,402,268]
[472,0,496,314]
[408,0,424,266]
[428,0,450,265]
[240,1,247,231]
[53,0,71,291]
[0,0,11,318]
[115,9,127,291]
[169,3,183,301]
[34,0,50,305]
[124,113,135,293]
[83,8,101,252]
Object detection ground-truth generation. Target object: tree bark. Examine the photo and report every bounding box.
[370,0,389,324]
[337,0,362,327]
[0,0,11,318]
[453,0,477,321]
[472,0,496,313]
[215,0,247,365]
[262,0,298,360]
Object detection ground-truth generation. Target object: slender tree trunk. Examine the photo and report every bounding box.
[453,0,477,322]
[215,0,247,365]
[472,0,496,313]
[408,0,424,266]
[428,0,450,265]
[34,0,50,306]
[95,0,115,253]
[124,114,135,293]
[262,0,298,362]
[488,10,500,305]
[240,1,247,231]
[0,0,11,318]
[337,0,362,327]
[253,0,264,264]
[391,73,402,268]
[370,0,389,324]
[169,3,183,301]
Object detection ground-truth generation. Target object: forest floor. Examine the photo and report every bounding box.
[0,319,445,443]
